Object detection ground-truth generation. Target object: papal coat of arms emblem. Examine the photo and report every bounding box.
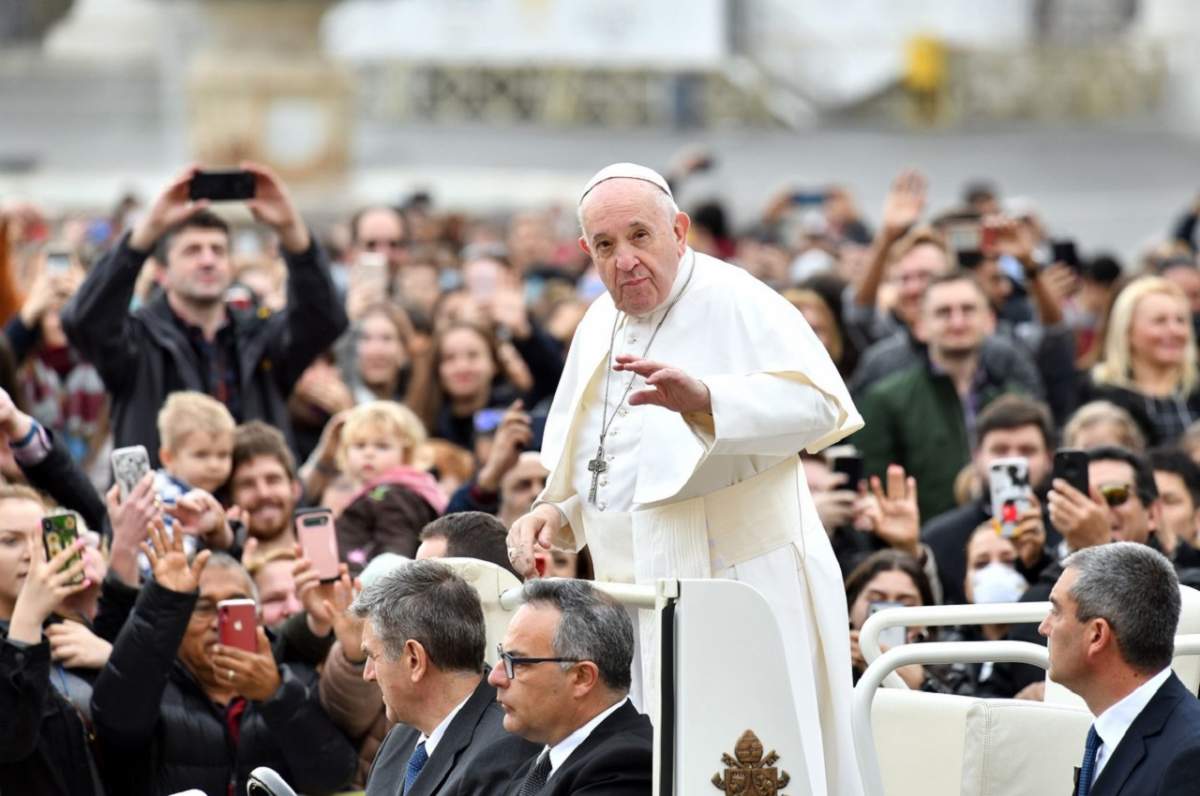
[711,729,791,795]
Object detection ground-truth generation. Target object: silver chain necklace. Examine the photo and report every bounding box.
[586,256,696,505]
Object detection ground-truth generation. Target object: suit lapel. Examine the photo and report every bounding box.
[408,675,493,796]
[1090,675,1183,796]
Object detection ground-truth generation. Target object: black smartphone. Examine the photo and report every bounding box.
[1054,448,1089,496]
[832,453,864,490]
[189,170,256,202]
[1051,239,1080,269]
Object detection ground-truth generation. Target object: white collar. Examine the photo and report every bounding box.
[546,697,629,776]
[417,691,473,759]
[1093,667,1172,758]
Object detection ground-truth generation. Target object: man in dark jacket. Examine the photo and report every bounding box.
[1041,543,1200,795]
[61,163,347,463]
[856,270,1032,521]
[351,559,538,795]
[91,532,356,796]
[922,395,1057,605]
[488,579,652,795]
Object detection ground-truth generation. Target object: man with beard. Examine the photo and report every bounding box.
[62,164,347,462]
[230,421,302,563]
[857,270,1033,521]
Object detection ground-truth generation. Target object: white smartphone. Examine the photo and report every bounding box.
[989,457,1033,539]
[869,601,908,649]
[111,445,151,499]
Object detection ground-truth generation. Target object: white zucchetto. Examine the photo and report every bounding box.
[578,162,674,205]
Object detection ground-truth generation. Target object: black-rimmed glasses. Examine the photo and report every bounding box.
[496,643,581,679]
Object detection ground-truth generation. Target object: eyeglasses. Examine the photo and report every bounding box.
[496,643,581,680]
[1098,483,1133,507]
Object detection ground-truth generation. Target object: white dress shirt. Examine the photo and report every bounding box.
[418,693,472,758]
[1091,667,1173,781]
[544,697,629,777]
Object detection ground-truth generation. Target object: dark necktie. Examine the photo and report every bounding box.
[1078,726,1100,796]
[518,751,552,796]
[403,740,428,795]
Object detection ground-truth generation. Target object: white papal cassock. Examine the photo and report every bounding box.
[535,247,866,796]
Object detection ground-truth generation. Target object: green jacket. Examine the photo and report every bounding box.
[855,360,1028,522]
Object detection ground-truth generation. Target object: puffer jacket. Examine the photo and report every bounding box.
[0,623,104,796]
[91,580,356,796]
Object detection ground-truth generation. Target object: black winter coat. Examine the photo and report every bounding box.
[61,233,347,464]
[91,580,356,796]
[0,626,104,796]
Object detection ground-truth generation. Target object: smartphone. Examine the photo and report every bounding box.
[111,445,151,500]
[1053,448,1090,497]
[473,408,506,435]
[832,453,864,490]
[989,457,1033,538]
[945,221,982,254]
[295,507,340,582]
[218,599,258,652]
[790,190,828,206]
[45,249,72,275]
[353,251,387,284]
[189,170,256,202]
[42,513,83,585]
[1051,239,1080,269]
[869,601,908,649]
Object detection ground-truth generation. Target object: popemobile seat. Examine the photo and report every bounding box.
[435,558,522,654]
[861,585,1200,796]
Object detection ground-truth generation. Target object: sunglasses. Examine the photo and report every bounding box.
[1098,483,1133,508]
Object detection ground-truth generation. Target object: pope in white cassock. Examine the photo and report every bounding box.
[506,163,866,796]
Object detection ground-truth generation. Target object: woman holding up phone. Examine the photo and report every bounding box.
[0,484,105,796]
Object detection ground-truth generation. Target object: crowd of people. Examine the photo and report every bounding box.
[3,148,1200,795]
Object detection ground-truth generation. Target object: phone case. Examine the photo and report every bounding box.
[218,599,258,652]
[42,513,83,585]
[295,508,340,581]
[989,457,1033,538]
[111,445,150,499]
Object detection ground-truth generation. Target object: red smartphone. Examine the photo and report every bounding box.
[217,599,257,652]
[295,507,340,582]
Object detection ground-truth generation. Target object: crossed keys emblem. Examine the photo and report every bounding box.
[711,730,791,795]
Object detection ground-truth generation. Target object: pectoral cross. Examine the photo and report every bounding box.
[587,445,608,505]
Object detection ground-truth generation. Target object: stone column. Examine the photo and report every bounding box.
[187,0,352,183]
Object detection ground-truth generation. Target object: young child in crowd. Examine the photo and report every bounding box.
[138,392,236,576]
[334,401,446,574]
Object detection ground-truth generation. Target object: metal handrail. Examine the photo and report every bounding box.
[860,602,1051,690]
[852,640,1052,796]
[499,579,660,610]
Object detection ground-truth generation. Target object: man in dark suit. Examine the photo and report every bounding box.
[351,560,539,795]
[485,579,652,795]
[1039,542,1200,796]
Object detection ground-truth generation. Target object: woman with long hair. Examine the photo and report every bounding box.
[1082,276,1200,446]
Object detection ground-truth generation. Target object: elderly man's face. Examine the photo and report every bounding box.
[578,180,689,316]
[361,619,414,725]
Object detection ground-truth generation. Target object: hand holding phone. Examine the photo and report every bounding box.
[869,601,908,649]
[111,445,151,500]
[295,508,340,582]
[218,599,258,652]
[189,170,256,202]
[989,458,1033,538]
[1053,449,1089,497]
[42,513,85,586]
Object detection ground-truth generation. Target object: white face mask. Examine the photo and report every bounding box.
[970,562,1028,604]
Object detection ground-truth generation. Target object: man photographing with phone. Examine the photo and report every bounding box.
[62,163,348,463]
